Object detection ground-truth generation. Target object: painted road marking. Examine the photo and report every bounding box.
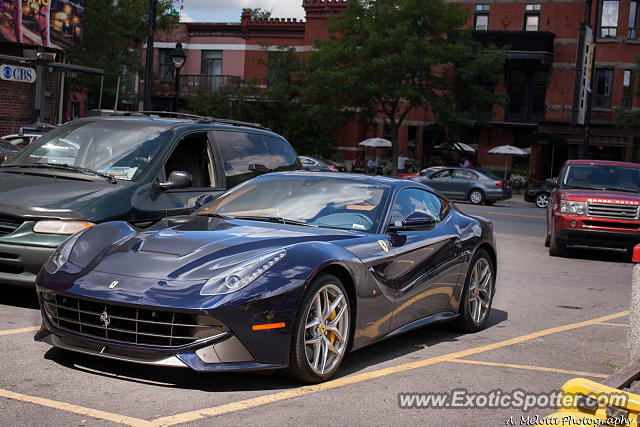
[448,359,609,379]
[596,322,629,327]
[0,326,39,336]
[0,388,156,427]
[484,211,546,219]
[152,310,628,425]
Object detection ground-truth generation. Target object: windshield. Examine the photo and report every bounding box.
[197,175,390,232]
[561,164,640,193]
[4,120,172,181]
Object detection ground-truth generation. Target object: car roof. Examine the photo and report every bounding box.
[70,115,280,137]
[566,159,640,168]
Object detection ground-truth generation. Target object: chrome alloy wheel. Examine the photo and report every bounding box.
[468,257,492,324]
[536,192,549,208]
[469,190,483,205]
[303,284,349,375]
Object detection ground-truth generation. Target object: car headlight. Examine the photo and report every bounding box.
[200,249,286,296]
[43,230,86,274]
[560,200,586,216]
[33,220,94,235]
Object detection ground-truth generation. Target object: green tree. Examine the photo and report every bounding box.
[184,46,348,157]
[67,0,181,107]
[303,0,505,174]
[242,8,273,20]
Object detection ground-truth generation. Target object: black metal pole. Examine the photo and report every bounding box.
[143,0,157,111]
[174,69,180,112]
[582,0,600,159]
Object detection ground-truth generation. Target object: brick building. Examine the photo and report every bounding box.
[144,0,639,179]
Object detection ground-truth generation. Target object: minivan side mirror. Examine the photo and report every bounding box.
[157,171,193,191]
[545,177,558,188]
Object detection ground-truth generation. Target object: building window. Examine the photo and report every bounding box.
[623,70,634,109]
[201,51,222,75]
[474,4,490,31]
[524,4,541,31]
[594,69,613,108]
[158,49,174,80]
[629,0,639,39]
[600,0,619,38]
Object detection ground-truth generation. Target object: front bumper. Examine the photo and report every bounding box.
[35,273,306,371]
[553,214,640,250]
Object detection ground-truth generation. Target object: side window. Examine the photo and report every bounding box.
[454,170,479,180]
[390,188,450,226]
[213,131,270,188]
[300,157,314,166]
[432,169,452,178]
[164,133,214,188]
[263,135,298,171]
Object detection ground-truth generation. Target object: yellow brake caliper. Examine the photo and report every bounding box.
[326,296,337,345]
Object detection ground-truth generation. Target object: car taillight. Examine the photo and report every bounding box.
[495,181,505,187]
[328,166,338,171]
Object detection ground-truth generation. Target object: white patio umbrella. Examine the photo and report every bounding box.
[487,145,528,179]
[358,137,392,148]
[434,141,476,153]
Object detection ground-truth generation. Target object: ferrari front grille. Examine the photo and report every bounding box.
[41,292,228,348]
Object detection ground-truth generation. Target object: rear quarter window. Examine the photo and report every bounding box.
[263,135,298,171]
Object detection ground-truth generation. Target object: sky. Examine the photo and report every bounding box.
[179,0,306,23]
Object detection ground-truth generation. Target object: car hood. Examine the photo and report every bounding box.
[77,215,361,281]
[558,188,640,204]
[0,170,123,219]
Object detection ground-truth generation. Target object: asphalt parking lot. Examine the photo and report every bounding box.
[0,200,634,426]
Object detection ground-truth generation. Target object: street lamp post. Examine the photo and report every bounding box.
[171,42,186,112]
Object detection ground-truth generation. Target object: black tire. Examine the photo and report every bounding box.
[548,227,566,257]
[455,249,495,332]
[468,189,485,205]
[287,273,350,383]
[544,225,551,247]
[535,192,550,209]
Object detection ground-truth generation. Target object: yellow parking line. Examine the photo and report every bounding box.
[153,310,628,425]
[596,322,628,327]
[484,211,546,219]
[448,358,609,379]
[0,326,39,336]
[0,388,157,427]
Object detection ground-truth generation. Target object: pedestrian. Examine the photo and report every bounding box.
[397,152,409,172]
[367,157,378,174]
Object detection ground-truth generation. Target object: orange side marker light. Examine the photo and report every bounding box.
[252,322,286,331]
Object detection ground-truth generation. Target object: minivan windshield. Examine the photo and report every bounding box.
[198,175,390,232]
[4,120,172,181]
[561,164,640,193]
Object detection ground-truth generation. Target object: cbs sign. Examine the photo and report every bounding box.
[0,64,36,84]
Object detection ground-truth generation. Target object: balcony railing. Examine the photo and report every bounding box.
[179,75,242,94]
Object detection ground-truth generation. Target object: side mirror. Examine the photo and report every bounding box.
[545,177,558,188]
[158,171,192,191]
[388,211,437,232]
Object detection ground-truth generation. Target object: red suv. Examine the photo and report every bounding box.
[546,159,640,256]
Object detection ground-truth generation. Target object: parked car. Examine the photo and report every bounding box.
[396,166,445,179]
[299,155,342,172]
[410,167,512,205]
[0,115,301,287]
[35,172,497,382]
[546,159,640,256]
[2,123,54,149]
[525,184,552,208]
[0,138,18,164]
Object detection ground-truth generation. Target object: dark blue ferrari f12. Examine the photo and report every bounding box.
[35,172,497,382]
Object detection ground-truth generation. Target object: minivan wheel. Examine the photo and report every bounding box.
[469,189,485,205]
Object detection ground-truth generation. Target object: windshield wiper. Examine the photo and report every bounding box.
[202,213,231,219]
[2,163,117,184]
[232,215,317,227]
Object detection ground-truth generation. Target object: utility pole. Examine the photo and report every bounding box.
[582,0,600,159]
[143,0,157,111]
